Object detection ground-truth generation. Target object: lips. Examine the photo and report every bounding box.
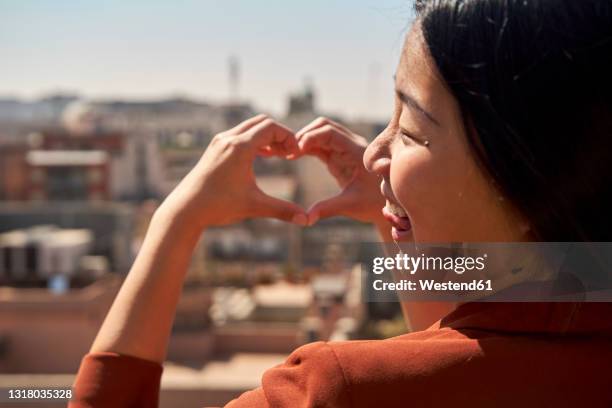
[382,201,412,240]
[379,180,412,240]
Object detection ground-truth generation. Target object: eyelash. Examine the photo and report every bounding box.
[398,128,416,144]
[398,127,430,148]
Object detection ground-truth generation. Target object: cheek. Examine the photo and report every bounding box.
[390,148,446,218]
[389,143,485,227]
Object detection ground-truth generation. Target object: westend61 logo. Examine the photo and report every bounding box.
[372,253,488,275]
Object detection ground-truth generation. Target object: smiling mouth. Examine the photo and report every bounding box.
[382,200,412,240]
[380,179,412,240]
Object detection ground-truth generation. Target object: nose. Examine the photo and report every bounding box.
[363,126,392,177]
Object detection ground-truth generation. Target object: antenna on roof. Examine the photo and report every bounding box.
[228,55,240,103]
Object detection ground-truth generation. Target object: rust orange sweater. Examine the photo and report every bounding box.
[69,302,612,407]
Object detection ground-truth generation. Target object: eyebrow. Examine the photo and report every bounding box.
[393,76,440,126]
[395,89,440,127]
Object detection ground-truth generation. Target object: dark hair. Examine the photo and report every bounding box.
[415,0,612,241]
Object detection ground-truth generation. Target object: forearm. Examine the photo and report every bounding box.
[89,207,202,364]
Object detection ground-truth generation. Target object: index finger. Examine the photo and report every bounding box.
[226,114,269,135]
[298,125,358,154]
[296,116,352,139]
[237,118,298,153]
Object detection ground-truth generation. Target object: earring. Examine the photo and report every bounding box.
[423,140,430,147]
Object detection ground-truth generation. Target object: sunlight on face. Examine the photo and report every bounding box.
[364,22,529,243]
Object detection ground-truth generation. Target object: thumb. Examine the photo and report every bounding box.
[306,191,355,226]
[252,190,308,226]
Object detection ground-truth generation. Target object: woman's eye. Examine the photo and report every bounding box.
[399,129,416,144]
[399,127,429,147]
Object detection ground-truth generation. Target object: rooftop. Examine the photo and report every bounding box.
[252,281,312,308]
[26,150,107,166]
[163,352,286,390]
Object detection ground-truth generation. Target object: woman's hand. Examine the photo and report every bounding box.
[293,117,385,226]
[86,115,308,366]
[157,114,308,230]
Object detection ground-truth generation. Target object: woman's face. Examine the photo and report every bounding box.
[364,23,529,243]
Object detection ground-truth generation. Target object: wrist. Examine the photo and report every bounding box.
[151,201,207,237]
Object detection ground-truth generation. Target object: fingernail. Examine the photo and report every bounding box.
[291,213,308,226]
[307,213,319,226]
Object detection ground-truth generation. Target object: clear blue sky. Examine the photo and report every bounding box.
[0,0,416,120]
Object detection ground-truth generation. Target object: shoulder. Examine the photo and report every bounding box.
[226,341,351,407]
[327,329,488,407]
[328,329,483,389]
[260,341,352,406]
[227,329,484,407]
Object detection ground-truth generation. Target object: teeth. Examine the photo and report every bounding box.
[386,201,407,217]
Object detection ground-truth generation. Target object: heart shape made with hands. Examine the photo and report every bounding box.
[251,116,384,227]
[158,114,385,232]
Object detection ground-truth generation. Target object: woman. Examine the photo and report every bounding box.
[69,0,612,406]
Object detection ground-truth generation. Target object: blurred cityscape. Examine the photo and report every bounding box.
[0,79,406,406]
